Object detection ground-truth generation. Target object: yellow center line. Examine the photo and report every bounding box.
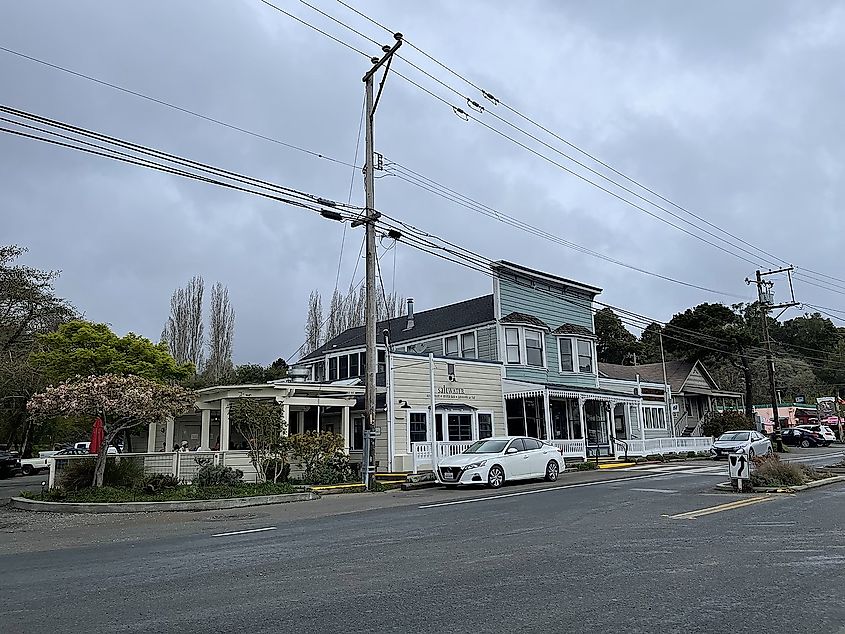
[667,495,772,520]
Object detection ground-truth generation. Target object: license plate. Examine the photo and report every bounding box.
[442,472,454,481]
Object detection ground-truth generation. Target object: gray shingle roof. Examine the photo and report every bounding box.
[500,312,548,329]
[552,323,594,337]
[300,295,495,361]
[599,360,696,392]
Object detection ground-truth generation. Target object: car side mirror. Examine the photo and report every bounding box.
[506,447,518,454]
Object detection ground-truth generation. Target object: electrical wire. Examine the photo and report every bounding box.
[0,45,360,170]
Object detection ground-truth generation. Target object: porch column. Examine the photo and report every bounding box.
[164,416,175,452]
[341,406,350,453]
[608,401,618,457]
[147,422,157,453]
[542,389,552,440]
[578,397,587,460]
[219,398,230,451]
[282,404,290,436]
[200,409,211,451]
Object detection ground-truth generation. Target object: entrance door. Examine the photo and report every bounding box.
[584,400,612,457]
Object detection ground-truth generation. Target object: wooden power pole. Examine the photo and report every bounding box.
[361,33,402,489]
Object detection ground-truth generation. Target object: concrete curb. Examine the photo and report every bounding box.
[400,481,439,491]
[714,474,845,494]
[9,491,318,513]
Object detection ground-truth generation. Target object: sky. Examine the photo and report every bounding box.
[2,0,844,365]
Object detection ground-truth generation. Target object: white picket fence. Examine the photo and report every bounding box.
[617,436,713,458]
[48,450,260,489]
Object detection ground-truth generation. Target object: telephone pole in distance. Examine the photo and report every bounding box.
[746,267,799,453]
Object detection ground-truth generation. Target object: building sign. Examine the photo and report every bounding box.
[437,385,477,401]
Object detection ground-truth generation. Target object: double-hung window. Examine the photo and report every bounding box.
[558,337,595,374]
[525,329,544,367]
[577,339,593,373]
[444,331,477,359]
[505,327,521,364]
[328,357,338,381]
[643,407,666,430]
[409,412,427,444]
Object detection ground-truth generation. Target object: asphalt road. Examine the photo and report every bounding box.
[0,473,46,505]
[2,450,845,634]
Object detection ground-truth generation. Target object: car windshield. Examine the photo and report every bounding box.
[718,432,749,441]
[463,440,509,454]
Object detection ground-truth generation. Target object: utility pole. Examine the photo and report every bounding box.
[361,33,403,490]
[746,267,799,453]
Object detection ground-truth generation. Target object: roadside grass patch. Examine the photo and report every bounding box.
[573,461,599,471]
[750,454,832,488]
[21,482,297,503]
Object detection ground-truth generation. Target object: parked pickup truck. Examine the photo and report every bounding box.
[20,455,50,476]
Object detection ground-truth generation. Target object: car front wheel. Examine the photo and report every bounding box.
[545,461,559,482]
[21,465,34,476]
[487,465,505,489]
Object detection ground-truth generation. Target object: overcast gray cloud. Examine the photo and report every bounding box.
[2,0,843,364]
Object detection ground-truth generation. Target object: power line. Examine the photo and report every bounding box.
[329,1,845,294]
[0,45,360,170]
[272,0,845,298]
[384,159,749,300]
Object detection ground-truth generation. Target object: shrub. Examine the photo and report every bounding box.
[750,454,804,487]
[58,457,144,490]
[306,451,352,485]
[59,458,97,491]
[194,462,243,487]
[702,411,755,438]
[264,459,291,483]
[644,454,665,462]
[142,473,180,493]
[686,451,697,459]
[288,432,347,483]
[574,461,598,471]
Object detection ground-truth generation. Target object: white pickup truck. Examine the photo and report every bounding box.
[20,452,52,476]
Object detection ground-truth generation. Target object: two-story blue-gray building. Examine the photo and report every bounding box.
[299,260,663,460]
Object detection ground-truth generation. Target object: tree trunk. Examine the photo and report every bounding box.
[92,429,120,488]
[740,353,754,420]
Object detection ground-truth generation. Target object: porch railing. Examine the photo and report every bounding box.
[47,450,260,489]
[547,439,587,459]
[620,436,713,457]
[410,441,475,473]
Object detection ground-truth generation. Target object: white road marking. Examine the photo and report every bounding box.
[630,488,678,494]
[211,527,277,538]
[418,473,673,509]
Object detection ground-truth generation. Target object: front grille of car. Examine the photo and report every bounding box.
[439,467,463,482]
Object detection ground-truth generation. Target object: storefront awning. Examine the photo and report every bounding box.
[435,402,477,411]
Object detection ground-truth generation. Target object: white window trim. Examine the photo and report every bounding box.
[442,329,478,359]
[406,409,429,450]
[557,337,596,374]
[476,411,495,439]
[505,326,546,368]
[642,405,667,430]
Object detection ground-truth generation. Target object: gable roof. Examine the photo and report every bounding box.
[300,295,495,361]
[599,360,707,392]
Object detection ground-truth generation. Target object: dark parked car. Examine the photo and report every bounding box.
[0,450,22,478]
[781,427,825,448]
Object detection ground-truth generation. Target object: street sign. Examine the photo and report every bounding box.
[729,453,749,479]
[729,453,750,491]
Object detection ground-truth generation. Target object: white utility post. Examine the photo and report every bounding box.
[361,32,403,490]
[428,353,438,477]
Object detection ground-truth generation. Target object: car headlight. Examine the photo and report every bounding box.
[464,460,487,470]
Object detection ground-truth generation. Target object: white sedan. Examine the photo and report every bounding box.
[710,430,773,458]
[437,436,565,489]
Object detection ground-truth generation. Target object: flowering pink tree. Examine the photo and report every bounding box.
[28,374,196,488]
